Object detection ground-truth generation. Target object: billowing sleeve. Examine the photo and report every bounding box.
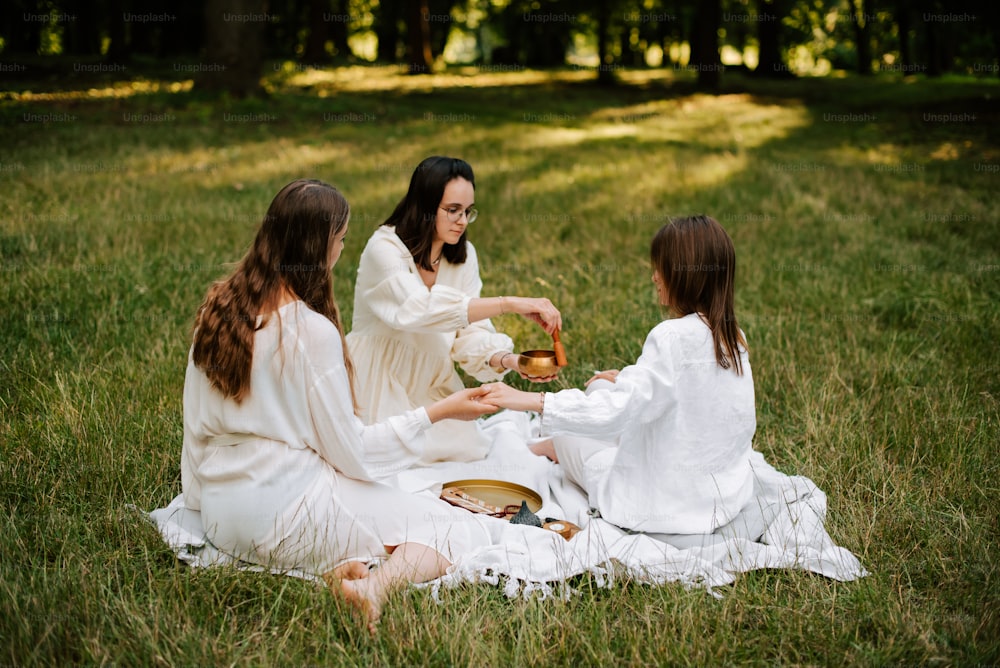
[540,327,675,440]
[180,428,203,510]
[305,337,432,480]
[180,353,207,510]
[359,231,472,333]
[450,243,514,382]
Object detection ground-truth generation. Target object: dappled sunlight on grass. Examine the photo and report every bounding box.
[521,125,635,148]
[509,94,804,199]
[584,95,811,151]
[928,142,961,161]
[273,64,600,95]
[5,79,192,102]
[137,139,353,187]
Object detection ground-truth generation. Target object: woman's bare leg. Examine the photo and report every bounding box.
[326,543,450,634]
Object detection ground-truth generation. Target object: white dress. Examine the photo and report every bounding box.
[347,225,513,465]
[181,300,491,574]
[541,313,757,534]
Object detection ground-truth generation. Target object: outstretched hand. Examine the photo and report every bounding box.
[427,386,500,423]
[480,382,542,412]
[585,369,620,387]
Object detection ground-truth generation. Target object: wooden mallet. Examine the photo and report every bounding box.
[552,328,568,367]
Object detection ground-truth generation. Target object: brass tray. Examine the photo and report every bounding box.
[441,479,543,514]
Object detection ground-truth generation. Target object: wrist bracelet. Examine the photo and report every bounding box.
[539,392,545,415]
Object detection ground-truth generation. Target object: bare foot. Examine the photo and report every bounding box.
[529,438,559,463]
[337,578,382,635]
[330,560,369,581]
[323,562,381,634]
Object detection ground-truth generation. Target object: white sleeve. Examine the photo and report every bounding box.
[180,355,206,510]
[359,233,471,333]
[451,244,514,382]
[540,329,675,440]
[305,341,431,481]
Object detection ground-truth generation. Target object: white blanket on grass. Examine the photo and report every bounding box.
[147,411,867,598]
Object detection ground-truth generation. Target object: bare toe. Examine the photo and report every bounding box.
[335,560,370,581]
[337,578,382,633]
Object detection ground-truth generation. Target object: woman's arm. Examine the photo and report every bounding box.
[360,232,472,333]
[308,360,498,480]
[467,295,562,334]
[479,383,545,412]
[452,246,560,381]
[482,329,675,440]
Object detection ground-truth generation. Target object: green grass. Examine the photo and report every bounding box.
[2,64,998,666]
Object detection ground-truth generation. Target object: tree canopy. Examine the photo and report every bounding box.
[1,0,997,95]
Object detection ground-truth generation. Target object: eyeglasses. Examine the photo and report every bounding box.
[439,206,478,224]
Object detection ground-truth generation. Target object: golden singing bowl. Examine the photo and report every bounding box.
[518,350,560,378]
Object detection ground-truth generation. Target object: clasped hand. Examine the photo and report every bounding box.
[428,386,500,422]
[439,371,622,421]
[480,382,537,412]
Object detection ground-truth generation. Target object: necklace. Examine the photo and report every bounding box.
[431,254,442,265]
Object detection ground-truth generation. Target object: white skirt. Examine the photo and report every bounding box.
[200,450,492,574]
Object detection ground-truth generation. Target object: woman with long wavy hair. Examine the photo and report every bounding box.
[181,179,499,631]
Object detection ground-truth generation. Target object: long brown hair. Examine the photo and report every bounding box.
[382,156,473,270]
[192,179,357,404]
[651,215,747,375]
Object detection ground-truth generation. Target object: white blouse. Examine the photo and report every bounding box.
[541,313,757,534]
[181,301,452,570]
[347,225,513,464]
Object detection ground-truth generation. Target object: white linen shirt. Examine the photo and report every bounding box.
[540,313,757,534]
[181,301,432,542]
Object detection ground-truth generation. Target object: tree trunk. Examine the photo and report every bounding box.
[106,0,129,59]
[161,1,204,57]
[427,0,451,60]
[406,0,432,74]
[755,0,790,77]
[375,0,401,62]
[197,0,266,97]
[304,0,331,64]
[62,0,102,56]
[691,0,722,88]
[329,0,352,60]
[847,0,872,74]
[619,22,630,67]
[2,0,41,54]
[596,0,614,83]
[896,0,912,72]
[657,11,673,67]
[925,13,941,76]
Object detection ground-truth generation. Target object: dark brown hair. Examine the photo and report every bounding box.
[651,215,747,374]
[192,179,357,404]
[382,156,474,270]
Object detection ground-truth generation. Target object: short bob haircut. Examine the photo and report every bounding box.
[382,156,474,271]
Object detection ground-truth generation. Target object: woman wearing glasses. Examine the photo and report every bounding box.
[347,156,562,466]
